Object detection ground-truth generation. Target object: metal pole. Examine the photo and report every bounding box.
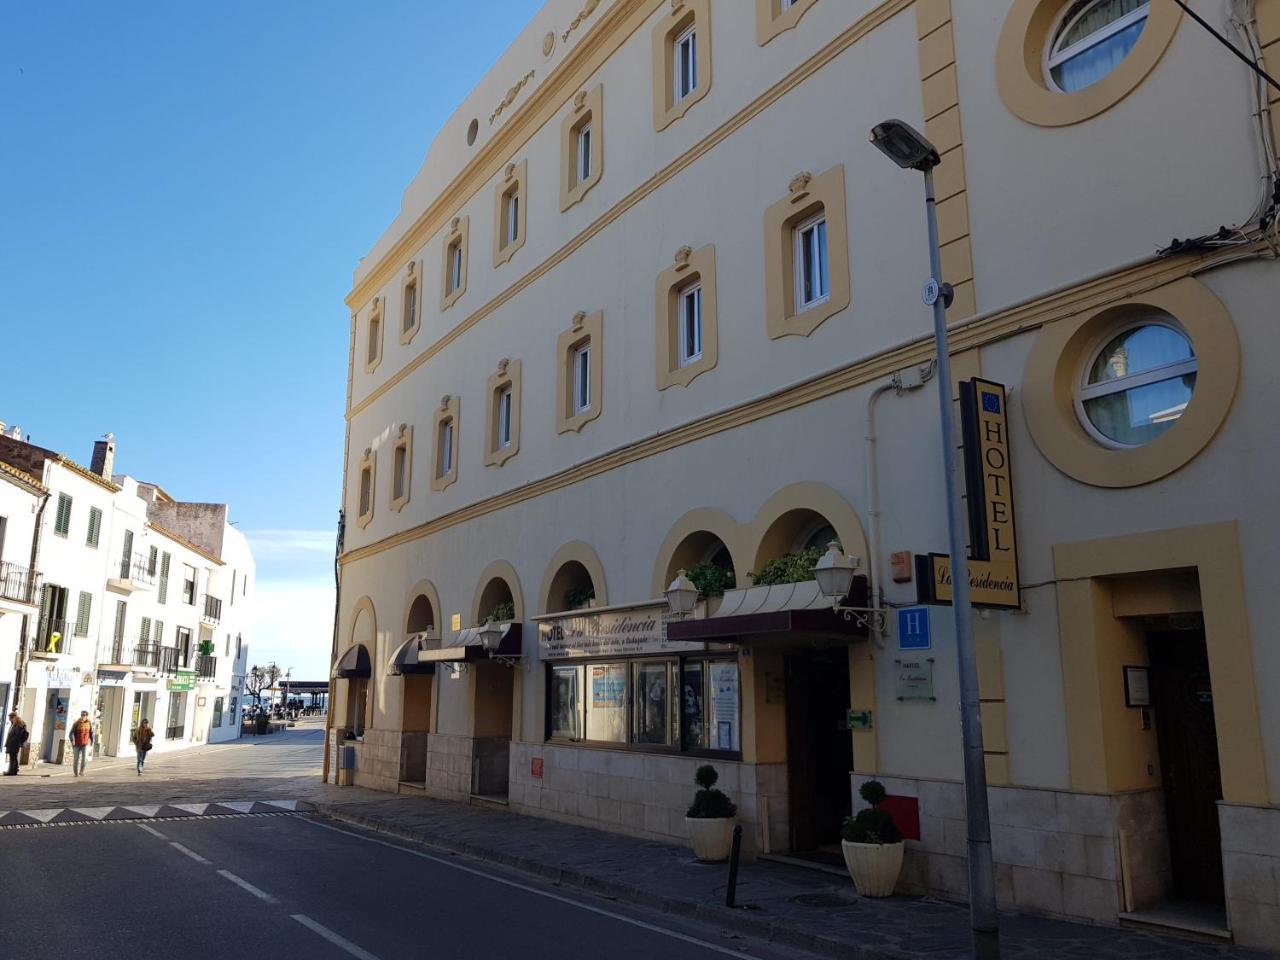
[725,824,743,907]
[922,166,1000,959]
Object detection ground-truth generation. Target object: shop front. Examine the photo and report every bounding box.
[506,590,864,856]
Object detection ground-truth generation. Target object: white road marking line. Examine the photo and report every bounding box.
[135,823,168,840]
[300,819,764,960]
[170,842,211,864]
[291,914,382,960]
[216,869,278,903]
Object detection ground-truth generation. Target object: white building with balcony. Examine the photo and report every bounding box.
[0,429,254,765]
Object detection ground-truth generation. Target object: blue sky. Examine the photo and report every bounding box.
[0,0,542,677]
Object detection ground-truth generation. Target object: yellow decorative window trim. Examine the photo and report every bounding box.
[485,358,522,468]
[493,160,528,268]
[439,216,470,312]
[399,261,421,346]
[656,244,718,390]
[762,165,851,340]
[363,297,383,375]
[1021,277,1238,488]
[996,0,1182,127]
[652,0,711,132]
[556,310,603,434]
[431,394,461,492]
[755,0,819,46]
[389,424,413,513]
[356,447,376,529]
[560,85,603,212]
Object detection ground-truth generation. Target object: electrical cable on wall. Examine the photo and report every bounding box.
[1159,0,1280,257]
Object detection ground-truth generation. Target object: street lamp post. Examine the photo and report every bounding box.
[870,118,1000,959]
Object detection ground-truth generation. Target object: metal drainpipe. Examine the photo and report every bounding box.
[864,364,934,641]
[13,487,51,717]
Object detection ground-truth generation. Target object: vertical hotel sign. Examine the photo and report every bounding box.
[918,379,1020,609]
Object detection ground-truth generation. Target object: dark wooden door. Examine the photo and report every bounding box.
[1148,630,1224,904]
[785,649,853,851]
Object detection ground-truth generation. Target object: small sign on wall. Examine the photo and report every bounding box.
[451,613,462,632]
[531,757,544,779]
[847,709,873,732]
[898,607,931,650]
[895,658,936,702]
[1123,666,1151,708]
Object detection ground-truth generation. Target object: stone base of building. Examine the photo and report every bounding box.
[860,774,1280,950]
[1220,803,1280,949]
[421,732,475,802]
[508,742,787,856]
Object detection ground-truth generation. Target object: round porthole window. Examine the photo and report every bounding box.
[1077,320,1197,447]
[466,118,479,146]
[1046,0,1150,92]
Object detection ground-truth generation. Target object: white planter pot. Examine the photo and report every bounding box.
[685,816,735,862]
[841,840,904,897]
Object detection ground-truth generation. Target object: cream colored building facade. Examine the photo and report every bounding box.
[331,0,1280,947]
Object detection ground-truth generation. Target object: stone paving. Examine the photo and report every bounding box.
[311,792,1278,960]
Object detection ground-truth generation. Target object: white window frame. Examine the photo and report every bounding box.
[367,315,380,365]
[576,123,593,185]
[438,419,455,477]
[674,25,697,103]
[677,282,703,367]
[1045,0,1151,93]
[506,191,520,247]
[447,240,463,294]
[498,387,514,448]
[402,282,417,334]
[573,344,592,414]
[1074,319,1197,449]
[392,444,407,501]
[794,212,830,312]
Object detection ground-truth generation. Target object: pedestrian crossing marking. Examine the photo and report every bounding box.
[123,805,162,817]
[69,807,115,820]
[22,809,62,823]
[171,803,210,816]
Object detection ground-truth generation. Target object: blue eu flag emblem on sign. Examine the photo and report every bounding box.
[982,392,1001,414]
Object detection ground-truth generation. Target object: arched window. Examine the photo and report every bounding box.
[1047,0,1149,92]
[1078,321,1196,447]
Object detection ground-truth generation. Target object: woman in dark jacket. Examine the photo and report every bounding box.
[5,713,29,776]
[131,719,154,775]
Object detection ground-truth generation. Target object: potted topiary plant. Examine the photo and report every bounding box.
[840,780,904,897]
[684,764,738,862]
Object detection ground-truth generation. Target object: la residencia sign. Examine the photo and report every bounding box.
[917,378,1021,610]
[538,603,705,660]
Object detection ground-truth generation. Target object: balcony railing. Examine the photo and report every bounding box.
[132,641,161,669]
[158,646,180,674]
[32,618,73,656]
[201,594,223,624]
[0,562,42,606]
[119,554,157,586]
[196,655,217,679]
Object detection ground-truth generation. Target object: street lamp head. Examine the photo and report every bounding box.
[814,541,861,605]
[478,620,505,649]
[869,119,941,173]
[666,569,699,618]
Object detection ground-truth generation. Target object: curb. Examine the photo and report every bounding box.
[309,803,913,960]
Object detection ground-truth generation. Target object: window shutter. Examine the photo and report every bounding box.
[75,592,92,637]
[113,600,127,643]
[87,507,102,547]
[159,552,171,603]
[148,545,158,576]
[55,494,72,535]
[140,616,151,644]
[155,621,164,645]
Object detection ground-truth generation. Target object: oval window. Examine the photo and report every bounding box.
[1079,322,1197,447]
[1047,0,1150,92]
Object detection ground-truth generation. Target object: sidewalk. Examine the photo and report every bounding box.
[311,792,1274,960]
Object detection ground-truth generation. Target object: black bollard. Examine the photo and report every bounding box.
[725,824,743,907]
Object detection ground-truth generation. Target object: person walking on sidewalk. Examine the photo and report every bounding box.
[4,713,28,776]
[131,719,154,775]
[68,710,93,777]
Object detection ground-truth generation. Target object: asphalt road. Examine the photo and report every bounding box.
[0,812,803,960]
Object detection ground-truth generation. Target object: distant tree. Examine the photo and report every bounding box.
[245,663,280,706]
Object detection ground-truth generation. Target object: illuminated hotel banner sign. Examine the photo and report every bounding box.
[918,379,1021,610]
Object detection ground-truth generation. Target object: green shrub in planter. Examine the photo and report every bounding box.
[686,764,738,819]
[841,780,902,844]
